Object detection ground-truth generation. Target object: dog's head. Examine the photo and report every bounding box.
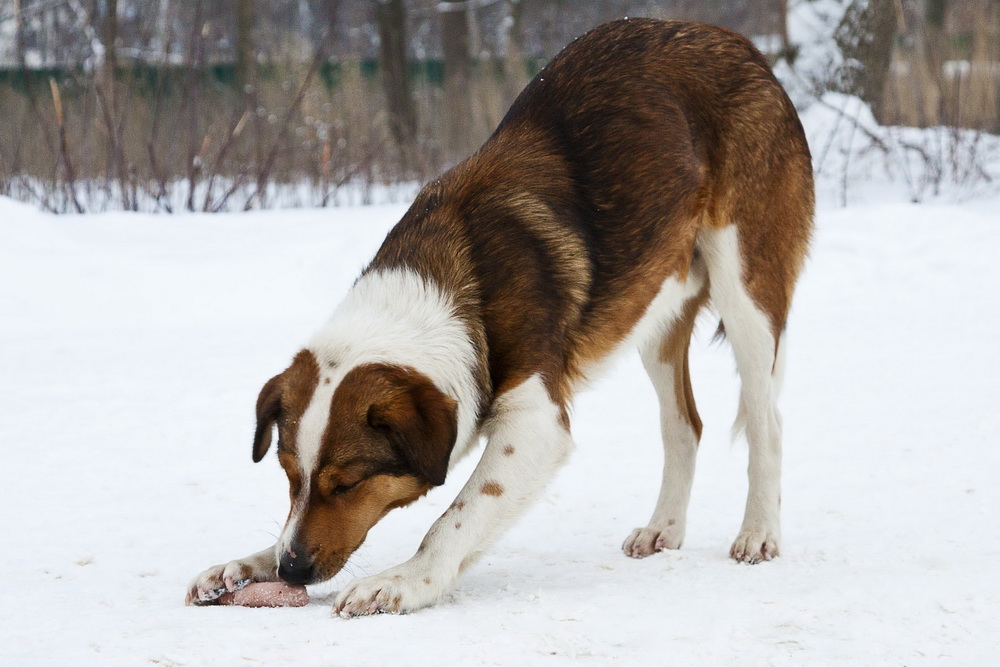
[253,350,457,584]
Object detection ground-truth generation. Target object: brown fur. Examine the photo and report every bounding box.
[480,482,504,497]
[251,19,813,585]
[366,18,812,416]
[294,473,431,582]
[659,284,711,438]
[333,364,459,485]
[252,350,320,463]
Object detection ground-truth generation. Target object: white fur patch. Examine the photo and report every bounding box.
[310,268,480,459]
[623,341,702,557]
[425,372,574,573]
[628,272,707,351]
[697,225,783,561]
[277,268,481,554]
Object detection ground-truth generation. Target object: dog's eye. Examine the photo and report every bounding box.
[330,480,360,496]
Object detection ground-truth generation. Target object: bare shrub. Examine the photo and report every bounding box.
[807,93,1000,205]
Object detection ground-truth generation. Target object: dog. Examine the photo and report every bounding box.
[186,18,813,616]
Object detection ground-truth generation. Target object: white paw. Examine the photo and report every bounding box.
[622,524,685,558]
[730,530,780,564]
[333,562,448,617]
[185,553,278,605]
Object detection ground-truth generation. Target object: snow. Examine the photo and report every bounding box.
[799,92,1000,206]
[3,176,1000,665]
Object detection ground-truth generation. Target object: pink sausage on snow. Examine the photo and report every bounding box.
[217,582,309,608]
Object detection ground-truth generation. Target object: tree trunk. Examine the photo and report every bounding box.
[967,0,998,130]
[235,0,256,97]
[777,0,796,64]
[922,0,948,123]
[972,0,1000,133]
[14,0,26,68]
[996,0,1000,131]
[834,0,900,122]
[503,0,530,104]
[234,0,262,167]
[102,0,118,81]
[441,0,472,161]
[376,0,418,156]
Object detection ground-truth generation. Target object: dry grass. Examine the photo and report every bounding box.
[0,62,518,213]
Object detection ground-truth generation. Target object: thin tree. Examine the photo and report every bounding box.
[834,0,900,122]
[101,0,118,82]
[503,0,530,104]
[968,0,998,130]
[235,0,256,97]
[235,0,264,169]
[922,0,948,123]
[777,0,797,64]
[14,0,26,69]
[995,0,1000,130]
[376,0,418,167]
[441,0,472,161]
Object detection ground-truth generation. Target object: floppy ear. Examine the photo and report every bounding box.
[367,372,458,486]
[252,373,284,463]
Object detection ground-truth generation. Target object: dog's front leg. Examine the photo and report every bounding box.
[185,546,279,605]
[334,375,573,616]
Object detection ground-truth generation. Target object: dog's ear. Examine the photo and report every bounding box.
[252,373,284,463]
[367,370,458,486]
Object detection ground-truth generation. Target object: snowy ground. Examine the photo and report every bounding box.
[2,182,999,666]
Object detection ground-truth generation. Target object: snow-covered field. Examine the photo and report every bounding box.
[2,178,999,666]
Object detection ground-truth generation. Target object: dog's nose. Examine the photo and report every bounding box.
[277,543,314,585]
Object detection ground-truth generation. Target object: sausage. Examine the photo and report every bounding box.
[216,582,309,607]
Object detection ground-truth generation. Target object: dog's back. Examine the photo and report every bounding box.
[372,18,812,401]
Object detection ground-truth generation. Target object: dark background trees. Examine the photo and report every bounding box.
[0,0,996,211]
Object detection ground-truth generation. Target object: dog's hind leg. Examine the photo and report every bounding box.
[623,281,708,558]
[698,225,786,563]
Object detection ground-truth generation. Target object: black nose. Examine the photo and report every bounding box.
[277,542,314,585]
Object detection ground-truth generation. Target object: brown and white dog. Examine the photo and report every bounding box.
[186,18,813,616]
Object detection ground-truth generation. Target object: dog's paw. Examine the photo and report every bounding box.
[729,530,780,564]
[185,553,278,605]
[622,524,684,558]
[333,563,446,617]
